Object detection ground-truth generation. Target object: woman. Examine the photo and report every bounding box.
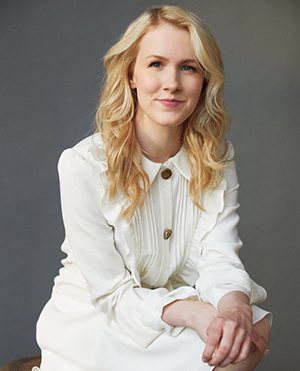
[34,5,271,371]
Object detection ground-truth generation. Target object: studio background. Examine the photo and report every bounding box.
[1,0,299,369]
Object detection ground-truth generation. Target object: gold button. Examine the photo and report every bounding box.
[161,168,172,179]
[164,229,172,240]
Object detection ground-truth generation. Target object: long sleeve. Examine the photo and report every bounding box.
[58,148,170,347]
[58,147,200,347]
[195,143,267,309]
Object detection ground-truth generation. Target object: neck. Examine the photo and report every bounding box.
[135,122,183,163]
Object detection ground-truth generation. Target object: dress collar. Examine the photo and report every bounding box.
[141,144,191,185]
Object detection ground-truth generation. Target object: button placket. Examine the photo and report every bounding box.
[156,164,173,283]
[159,165,173,244]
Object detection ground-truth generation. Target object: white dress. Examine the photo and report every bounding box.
[35,133,271,371]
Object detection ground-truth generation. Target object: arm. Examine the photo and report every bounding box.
[198,145,269,366]
[196,150,267,309]
[162,142,268,366]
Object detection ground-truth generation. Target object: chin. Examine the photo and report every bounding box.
[154,115,187,127]
[164,120,187,128]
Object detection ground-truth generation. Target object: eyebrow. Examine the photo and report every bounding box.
[145,55,198,64]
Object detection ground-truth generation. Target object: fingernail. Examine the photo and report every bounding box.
[264,349,270,356]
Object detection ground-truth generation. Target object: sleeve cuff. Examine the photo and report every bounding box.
[197,271,267,310]
[135,286,199,337]
[151,286,200,336]
[200,284,251,310]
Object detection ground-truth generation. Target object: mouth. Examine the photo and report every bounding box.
[156,98,185,107]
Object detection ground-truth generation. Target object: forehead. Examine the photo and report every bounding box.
[136,23,195,60]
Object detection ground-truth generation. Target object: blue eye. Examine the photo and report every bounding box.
[149,61,162,68]
[181,65,195,71]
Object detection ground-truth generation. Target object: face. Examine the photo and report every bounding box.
[130,23,204,133]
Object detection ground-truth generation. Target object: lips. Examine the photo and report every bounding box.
[156,98,185,107]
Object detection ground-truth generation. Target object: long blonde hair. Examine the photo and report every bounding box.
[96,5,230,219]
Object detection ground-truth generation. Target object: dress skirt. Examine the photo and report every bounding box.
[35,290,271,371]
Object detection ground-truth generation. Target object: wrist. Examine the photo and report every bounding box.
[161,299,203,328]
[218,291,250,312]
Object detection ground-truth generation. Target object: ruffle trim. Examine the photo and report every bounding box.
[191,180,227,255]
[73,134,141,287]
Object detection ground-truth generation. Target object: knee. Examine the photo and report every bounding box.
[243,317,271,370]
[253,316,271,345]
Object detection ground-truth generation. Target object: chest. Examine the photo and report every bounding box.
[129,165,201,287]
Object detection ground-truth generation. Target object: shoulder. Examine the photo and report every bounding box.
[58,132,107,176]
[207,140,237,196]
[222,140,239,191]
[72,132,104,155]
[219,139,235,163]
[218,140,236,181]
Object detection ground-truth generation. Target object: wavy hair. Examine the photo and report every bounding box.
[96,5,230,219]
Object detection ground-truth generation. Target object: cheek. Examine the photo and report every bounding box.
[188,80,204,101]
[136,74,161,95]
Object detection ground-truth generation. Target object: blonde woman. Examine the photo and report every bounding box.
[34,6,271,371]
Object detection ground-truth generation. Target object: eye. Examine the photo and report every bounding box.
[149,61,163,68]
[181,65,196,72]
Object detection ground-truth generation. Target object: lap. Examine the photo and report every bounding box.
[36,291,271,371]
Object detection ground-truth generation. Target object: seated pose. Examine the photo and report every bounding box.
[34,5,271,371]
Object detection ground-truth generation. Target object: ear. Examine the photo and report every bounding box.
[129,71,136,89]
[129,78,136,89]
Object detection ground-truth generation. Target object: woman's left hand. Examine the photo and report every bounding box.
[202,291,268,367]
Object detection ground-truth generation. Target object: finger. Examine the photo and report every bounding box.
[218,328,249,367]
[202,333,220,363]
[207,323,237,366]
[202,325,222,363]
[251,329,269,355]
[231,335,252,365]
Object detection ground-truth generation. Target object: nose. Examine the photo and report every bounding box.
[162,68,182,93]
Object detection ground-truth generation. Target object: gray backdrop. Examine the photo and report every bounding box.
[1,0,299,369]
